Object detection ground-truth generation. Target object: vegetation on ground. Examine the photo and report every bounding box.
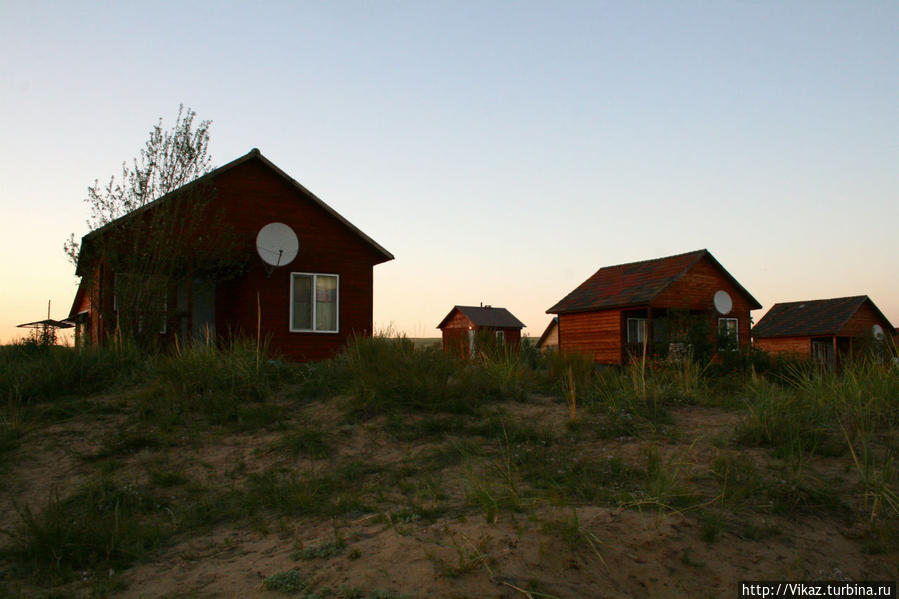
[0,334,896,597]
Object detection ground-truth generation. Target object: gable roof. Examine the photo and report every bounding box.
[436,306,525,330]
[75,148,394,276]
[536,317,558,348]
[751,296,896,338]
[547,249,761,314]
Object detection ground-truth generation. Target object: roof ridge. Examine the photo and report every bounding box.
[597,248,707,272]
[769,295,868,307]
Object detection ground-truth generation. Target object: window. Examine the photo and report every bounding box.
[811,340,834,368]
[718,318,738,351]
[290,273,339,333]
[495,330,505,344]
[627,318,647,343]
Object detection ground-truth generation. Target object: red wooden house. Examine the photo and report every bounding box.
[437,305,525,357]
[751,296,895,369]
[67,148,394,362]
[546,249,761,364]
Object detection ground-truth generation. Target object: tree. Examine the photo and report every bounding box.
[64,105,212,264]
[65,106,237,346]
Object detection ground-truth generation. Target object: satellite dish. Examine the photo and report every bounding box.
[713,290,733,315]
[256,223,298,268]
[872,324,885,341]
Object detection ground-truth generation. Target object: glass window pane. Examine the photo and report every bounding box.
[315,275,338,331]
[292,275,313,330]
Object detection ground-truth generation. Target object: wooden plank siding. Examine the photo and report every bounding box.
[841,300,892,338]
[207,160,381,362]
[558,309,624,363]
[754,336,813,357]
[439,310,522,354]
[71,152,390,362]
[653,254,754,350]
[441,311,472,355]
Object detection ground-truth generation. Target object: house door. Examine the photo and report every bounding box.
[191,279,216,342]
[468,329,475,359]
[811,339,834,370]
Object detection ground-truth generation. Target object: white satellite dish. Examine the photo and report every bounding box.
[713,290,733,315]
[872,324,885,341]
[256,223,298,268]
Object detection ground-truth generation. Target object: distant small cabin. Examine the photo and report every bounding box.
[752,296,896,369]
[437,305,525,357]
[536,317,559,351]
[546,249,761,364]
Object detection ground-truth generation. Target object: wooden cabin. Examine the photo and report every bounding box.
[546,249,761,364]
[67,149,394,362]
[535,317,559,351]
[752,296,896,369]
[437,305,525,358]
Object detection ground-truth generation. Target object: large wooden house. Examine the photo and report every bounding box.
[437,305,525,357]
[751,296,895,368]
[67,149,394,361]
[546,249,761,364]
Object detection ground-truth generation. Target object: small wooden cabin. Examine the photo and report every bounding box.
[535,317,559,351]
[546,249,761,364]
[437,305,525,357]
[67,149,394,362]
[752,296,895,369]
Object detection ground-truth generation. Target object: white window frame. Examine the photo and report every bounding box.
[495,330,505,344]
[718,318,739,350]
[289,272,340,333]
[627,318,647,343]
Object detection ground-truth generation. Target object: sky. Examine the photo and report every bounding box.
[1,1,897,343]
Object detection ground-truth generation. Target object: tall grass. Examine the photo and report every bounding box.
[138,336,286,427]
[340,334,542,420]
[735,358,899,458]
[3,477,175,582]
[0,339,143,405]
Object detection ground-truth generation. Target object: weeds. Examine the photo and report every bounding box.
[541,507,604,562]
[843,427,899,521]
[2,477,175,582]
[263,569,307,593]
[0,340,143,406]
[277,427,335,459]
[291,534,347,560]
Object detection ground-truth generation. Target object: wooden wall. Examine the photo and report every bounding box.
[77,156,387,362]
[558,309,624,364]
[440,311,472,355]
[754,336,812,357]
[841,300,893,338]
[439,310,522,354]
[210,159,384,361]
[654,255,754,349]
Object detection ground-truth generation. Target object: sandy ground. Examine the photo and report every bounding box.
[2,394,896,598]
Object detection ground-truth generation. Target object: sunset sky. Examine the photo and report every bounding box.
[1,1,896,343]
